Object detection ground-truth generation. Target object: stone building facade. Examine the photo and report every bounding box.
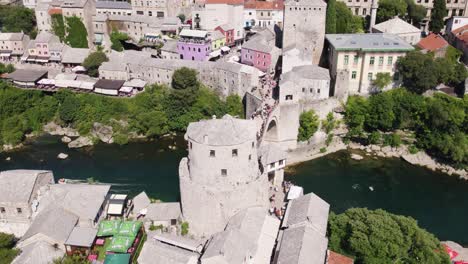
[0,33,31,62]
[178,115,269,237]
[282,0,326,68]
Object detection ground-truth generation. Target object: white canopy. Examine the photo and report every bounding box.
[79,81,95,90]
[287,185,304,200]
[72,66,86,72]
[119,86,133,93]
[209,50,221,58]
[221,46,230,52]
[38,79,55,85]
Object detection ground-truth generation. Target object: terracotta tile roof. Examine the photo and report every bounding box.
[327,250,354,264]
[244,0,284,10]
[205,0,244,5]
[48,8,62,15]
[417,33,449,51]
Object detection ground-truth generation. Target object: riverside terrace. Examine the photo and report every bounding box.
[2,69,147,97]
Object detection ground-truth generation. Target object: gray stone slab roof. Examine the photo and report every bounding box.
[145,202,181,221]
[242,38,273,53]
[209,30,225,41]
[62,0,88,8]
[132,191,151,214]
[95,79,125,90]
[0,170,52,203]
[96,0,132,9]
[12,241,64,264]
[373,17,421,34]
[161,40,178,53]
[152,232,206,252]
[7,69,48,83]
[282,192,329,236]
[180,29,208,38]
[202,207,280,263]
[35,31,60,43]
[186,114,257,146]
[276,225,328,264]
[0,32,25,41]
[21,207,79,244]
[326,33,414,52]
[62,47,90,64]
[259,143,287,165]
[65,226,97,247]
[138,239,199,264]
[37,184,111,222]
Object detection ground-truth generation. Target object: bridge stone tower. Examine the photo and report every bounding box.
[179,115,269,237]
[369,0,379,31]
[282,0,327,67]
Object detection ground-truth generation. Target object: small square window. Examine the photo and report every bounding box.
[189,142,192,149]
[210,150,215,157]
[248,154,252,160]
[279,160,284,165]
[0,207,5,213]
[221,169,227,176]
[232,149,238,157]
[17,208,22,214]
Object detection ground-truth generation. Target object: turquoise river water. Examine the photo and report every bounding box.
[0,135,467,244]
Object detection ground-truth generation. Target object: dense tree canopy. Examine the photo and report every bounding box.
[65,16,88,48]
[82,51,108,77]
[298,110,319,141]
[0,6,36,37]
[110,30,129,51]
[326,0,337,34]
[373,72,392,92]
[377,0,407,23]
[397,51,467,94]
[0,232,18,264]
[430,0,447,33]
[335,2,365,33]
[345,89,467,165]
[0,71,244,147]
[405,0,427,25]
[171,67,199,90]
[328,208,451,264]
[51,14,65,42]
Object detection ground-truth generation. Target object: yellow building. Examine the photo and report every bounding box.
[209,30,226,51]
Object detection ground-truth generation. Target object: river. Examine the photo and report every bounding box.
[1,135,467,244]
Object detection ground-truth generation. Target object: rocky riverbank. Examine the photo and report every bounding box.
[349,142,467,179]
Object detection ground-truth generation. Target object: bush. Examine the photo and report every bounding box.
[181,222,189,236]
[320,147,327,153]
[408,144,419,154]
[298,110,319,142]
[149,224,163,231]
[110,30,129,51]
[83,51,108,77]
[368,131,381,145]
[322,112,336,134]
[326,134,333,146]
[59,95,80,123]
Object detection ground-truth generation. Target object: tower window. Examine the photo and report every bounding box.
[210,150,215,157]
[232,149,238,157]
[17,208,22,214]
[221,169,227,176]
[0,207,5,213]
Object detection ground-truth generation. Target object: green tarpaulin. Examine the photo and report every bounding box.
[117,221,142,238]
[107,235,135,253]
[97,220,122,237]
[104,253,131,264]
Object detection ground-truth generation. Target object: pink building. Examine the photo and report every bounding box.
[240,30,280,72]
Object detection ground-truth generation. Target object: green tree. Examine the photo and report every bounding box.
[59,95,80,123]
[373,72,392,92]
[177,14,186,23]
[65,16,88,48]
[326,0,337,34]
[0,6,36,36]
[82,51,108,77]
[181,222,189,236]
[405,0,427,25]
[0,232,19,264]
[397,51,438,94]
[225,94,244,118]
[430,0,447,33]
[335,2,365,33]
[171,67,199,90]
[110,30,129,51]
[51,14,65,42]
[298,110,319,141]
[345,96,369,137]
[366,92,396,131]
[377,0,408,23]
[322,112,336,134]
[328,208,451,264]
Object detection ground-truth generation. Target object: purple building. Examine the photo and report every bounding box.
[177,29,211,61]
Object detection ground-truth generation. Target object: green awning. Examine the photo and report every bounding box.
[117,221,142,238]
[107,236,135,253]
[104,253,131,264]
[97,220,122,237]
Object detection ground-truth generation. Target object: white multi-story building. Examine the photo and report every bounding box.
[446,16,468,34]
[192,0,245,44]
[243,0,283,29]
[0,33,31,62]
[96,0,132,16]
[131,0,167,17]
[326,33,414,95]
